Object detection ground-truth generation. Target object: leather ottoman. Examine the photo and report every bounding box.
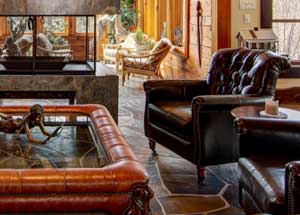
[239,157,287,215]
[0,105,152,214]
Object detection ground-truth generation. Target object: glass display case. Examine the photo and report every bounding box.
[0,15,97,75]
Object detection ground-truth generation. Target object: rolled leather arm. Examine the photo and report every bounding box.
[144,80,210,103]
[285,161,300,215]
[237,117,300,133]
[191,94,269,166]
[192,94,268,112]
[237,117,300,159]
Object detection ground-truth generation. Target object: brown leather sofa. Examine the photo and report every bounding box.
[237,118,300,215]
[144,48,291,181]
[0,105,152,215]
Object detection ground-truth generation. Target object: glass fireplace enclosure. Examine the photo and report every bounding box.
[0,15,97,75]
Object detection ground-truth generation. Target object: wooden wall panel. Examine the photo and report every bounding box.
[155,0,166,40]
[188,0,213,76]
[140,0,167,40]
[217,0,231,48]
[167,0,183,42]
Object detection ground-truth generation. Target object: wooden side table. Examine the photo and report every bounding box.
[231,105,300,121]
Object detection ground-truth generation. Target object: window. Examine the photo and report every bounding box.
[7,16,31,34]
[43,16,67,34]
[75,17,94,34]
[166,0,184,47]
[272,0,300,61]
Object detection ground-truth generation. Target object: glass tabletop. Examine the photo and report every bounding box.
[0,113,110,169]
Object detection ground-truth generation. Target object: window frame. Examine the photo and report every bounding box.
[42,16,69,36]
[74,16,95,36]
[262,0,300,77]
[167,0,190,58]
[2,16,69,37]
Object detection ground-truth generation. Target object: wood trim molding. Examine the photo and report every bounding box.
[217,0,231,49]
[167,0,190,59]
[261,0,272,28]
[184,0,190,58]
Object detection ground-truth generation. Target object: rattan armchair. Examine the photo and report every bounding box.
[102,43,137,72]
[36,33,72,59]
[102,43,122,64]
[119,39,172,86]
[36,45,73,59]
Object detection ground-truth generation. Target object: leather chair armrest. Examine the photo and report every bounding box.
[237,118,300,134]
[285,161,300,215]
[192,95,268,112]
[144,80,210,103]
[237,118,300,159]
[191,95,270,166]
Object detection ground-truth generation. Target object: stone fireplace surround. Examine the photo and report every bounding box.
[0,63,119,123]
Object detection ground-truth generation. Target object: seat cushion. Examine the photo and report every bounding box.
[239,157,289,214]
[123,57,155,71]
[104,48,118,57]
[148,101,192,140]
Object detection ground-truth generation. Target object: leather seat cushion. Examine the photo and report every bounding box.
[148,101,192,140]
[239,157,289,214]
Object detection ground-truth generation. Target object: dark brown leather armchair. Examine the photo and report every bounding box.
[144,48,291,181]
[237,118,300,215]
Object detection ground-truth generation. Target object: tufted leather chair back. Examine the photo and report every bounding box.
[207,48,291,96]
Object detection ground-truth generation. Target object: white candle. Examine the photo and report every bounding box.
[265,99,279,115]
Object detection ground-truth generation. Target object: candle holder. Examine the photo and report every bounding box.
[259,99,288,119]
[265,99,279,115]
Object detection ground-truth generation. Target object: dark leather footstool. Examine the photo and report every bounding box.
[239,157,287,215]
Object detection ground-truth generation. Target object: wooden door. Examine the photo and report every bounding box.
[139,0,167,40]
[217,0,231,48]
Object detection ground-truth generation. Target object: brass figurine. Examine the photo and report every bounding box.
[0,104,61,144]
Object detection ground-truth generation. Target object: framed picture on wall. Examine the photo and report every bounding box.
[240,0,256,10]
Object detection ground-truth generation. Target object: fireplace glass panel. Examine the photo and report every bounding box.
[0,16,33,71]
[0,15,97,74]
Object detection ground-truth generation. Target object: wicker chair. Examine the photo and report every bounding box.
[119,38,172,86]
[36,33,72,59]
[36,45,73,58]
[103,33,139,66]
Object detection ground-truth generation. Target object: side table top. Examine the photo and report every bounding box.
[231,106,300,121]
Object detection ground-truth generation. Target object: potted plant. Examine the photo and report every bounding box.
[120,0,137,31]
[134,29,154,51]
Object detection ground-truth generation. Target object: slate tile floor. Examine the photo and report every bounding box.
[2,73,245,215]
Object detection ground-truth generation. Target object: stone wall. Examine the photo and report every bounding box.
[0,65,119,122]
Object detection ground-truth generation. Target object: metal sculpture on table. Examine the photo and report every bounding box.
[0,104,62,144]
